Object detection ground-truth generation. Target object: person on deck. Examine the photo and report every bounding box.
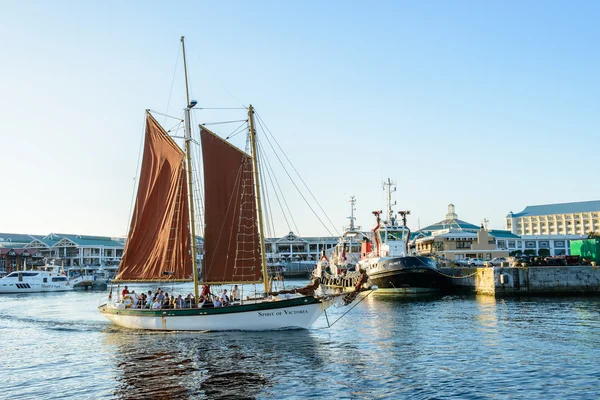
[201,285,211,298]
[220,289,230,306]
[231,285,240,302]
[175,295,184,309]
[122,285,130,298]
[213,296,222,308]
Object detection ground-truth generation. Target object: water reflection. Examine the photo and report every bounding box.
[103,328,322,399]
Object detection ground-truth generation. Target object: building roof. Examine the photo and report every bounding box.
[0,233,38,246]
[488,230,520,239]
[29,234,62,247]
[54,234,124,247]
[509,200,600,218]
[419,219,480,233]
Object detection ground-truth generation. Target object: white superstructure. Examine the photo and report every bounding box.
[0,267,73,293]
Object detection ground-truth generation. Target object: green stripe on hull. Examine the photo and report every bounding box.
[99,296,320,317]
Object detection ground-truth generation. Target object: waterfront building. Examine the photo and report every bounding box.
[0,233,45,275]
[505,200,600,256]
[25,233,125,268]
[413,204,519,260]
[265,231,340,263]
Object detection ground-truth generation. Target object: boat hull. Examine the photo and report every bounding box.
[362,256,448,295]
[0,282,73,294]
[99,296,333,331]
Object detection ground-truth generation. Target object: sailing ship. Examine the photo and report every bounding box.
[99,37,363,331]
[357,179,448,294]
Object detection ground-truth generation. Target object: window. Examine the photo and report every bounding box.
[52,277,67,282]
[508,240,516,248]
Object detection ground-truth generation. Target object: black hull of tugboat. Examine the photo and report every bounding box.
[367,256,448,294]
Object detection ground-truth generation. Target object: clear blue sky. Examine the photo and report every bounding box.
[1,1,598,238]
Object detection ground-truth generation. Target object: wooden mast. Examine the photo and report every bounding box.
[248,105,269,294]
[181,36,200,302]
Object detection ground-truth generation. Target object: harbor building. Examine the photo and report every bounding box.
[265,231,340,263]
[413,204,520,260]
[0,232,125,274]
[25,233,125,268]
[0,233,45,275]
[505,200,600,256]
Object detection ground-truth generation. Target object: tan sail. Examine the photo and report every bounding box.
[114,113,192,282]
[200,127,262,284]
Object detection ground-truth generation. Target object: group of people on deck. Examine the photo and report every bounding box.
[120,285,241,309]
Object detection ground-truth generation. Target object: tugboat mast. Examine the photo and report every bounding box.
[348,195,356,231]
[383,178,397,225]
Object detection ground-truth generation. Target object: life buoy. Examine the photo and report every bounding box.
[122,295,134,309]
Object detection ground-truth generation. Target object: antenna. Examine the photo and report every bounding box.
[347,196,356,231]
[382,178,397,225]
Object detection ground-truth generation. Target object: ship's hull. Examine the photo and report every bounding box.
[99,295,334,331]
[0,282,73,293]
[361,256,448,295]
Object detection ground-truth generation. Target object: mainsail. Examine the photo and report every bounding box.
[115,113,192,282]
[200,127,262,283]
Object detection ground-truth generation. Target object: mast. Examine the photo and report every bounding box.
[383,178,396,225]
[181,36,200,301]
[348,196,356,231]
[248,105,269,294]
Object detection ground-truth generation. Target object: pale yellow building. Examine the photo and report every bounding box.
[506,200,600,256]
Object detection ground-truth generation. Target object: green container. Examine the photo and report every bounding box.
[570,239,600,262]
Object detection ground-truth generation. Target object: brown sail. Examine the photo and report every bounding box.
[114,113,192,282]
[201,127,262,283]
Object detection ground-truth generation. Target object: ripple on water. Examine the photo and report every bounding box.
[1,290,600,399]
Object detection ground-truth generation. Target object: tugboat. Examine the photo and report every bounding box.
[358,179,448,295]
[314,196,369,290]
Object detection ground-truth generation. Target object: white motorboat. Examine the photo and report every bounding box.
[0,266,73,293]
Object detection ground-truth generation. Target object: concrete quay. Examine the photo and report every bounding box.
[441,266,600,296]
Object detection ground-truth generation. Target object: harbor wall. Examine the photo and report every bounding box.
[440,266,600,296]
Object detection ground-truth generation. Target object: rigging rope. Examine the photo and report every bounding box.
[147,109,184,121]
[256,141,277,240]
[201,119,248,126]
[319,288,375,329]
[225,120,249,140]
[164,45,181,126]
[256,138,296,234]
[255,118,336,237]
[124,113,149,237]
[255,112,340,237]
[188,45,246,108]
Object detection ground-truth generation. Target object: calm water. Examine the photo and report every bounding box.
[1,282,599,399]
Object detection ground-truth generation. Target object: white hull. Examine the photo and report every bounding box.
[0,283,73,293]
[0,270,73,293]
[100,298,334,331]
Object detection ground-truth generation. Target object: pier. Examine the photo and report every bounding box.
[441,265,600,296]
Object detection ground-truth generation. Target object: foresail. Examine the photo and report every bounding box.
[115,113,193,282]
[201,127,262,284]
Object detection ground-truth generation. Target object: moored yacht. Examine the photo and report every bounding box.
[358,179,448,294]
[0,265,72,293]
